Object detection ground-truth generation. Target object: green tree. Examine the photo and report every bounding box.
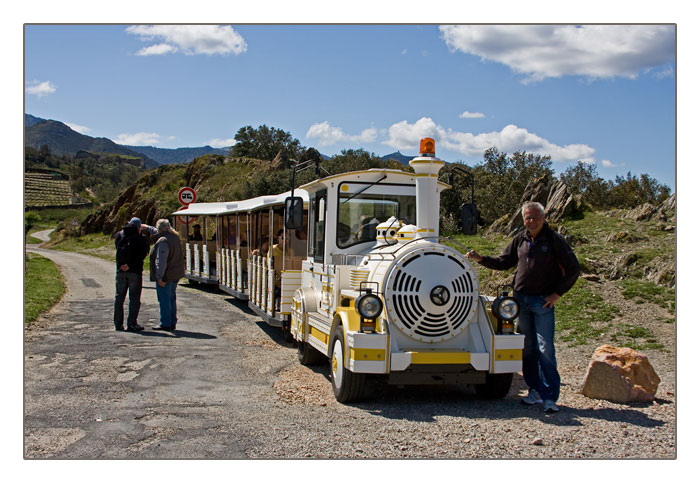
[471,148,553,226]
[230,125,305,163]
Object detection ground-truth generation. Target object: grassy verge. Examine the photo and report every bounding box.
[618,279,675,311]
[25,253,65,326]
[50,232,115,262]
[555,280,620,346]
[25,234,43,244]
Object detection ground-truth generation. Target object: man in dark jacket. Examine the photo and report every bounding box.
[114,217,150,331]
[150,219,185,331]
[467,202,580,413]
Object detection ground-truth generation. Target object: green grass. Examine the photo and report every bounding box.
[610,323,666,351]
[618,279,675,311]
[53,232,113,252]
[555,280,620,346]
[25,234,43,244]
[25,253,65,325]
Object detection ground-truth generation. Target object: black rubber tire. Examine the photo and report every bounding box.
[298,340,324,366]
[282,322,294,343]
[474,372,513,399]
[330,326,366,403]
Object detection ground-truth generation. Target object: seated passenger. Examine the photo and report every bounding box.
[251,237,270,256]
[357,214,379,242]
[191,224,203,241]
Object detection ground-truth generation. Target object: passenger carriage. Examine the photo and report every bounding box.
[174,191,310,333]
[173,202,230,285]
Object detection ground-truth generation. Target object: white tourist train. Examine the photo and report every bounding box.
[172,139,524,402]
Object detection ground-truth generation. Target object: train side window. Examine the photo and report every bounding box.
[310,190,327,263]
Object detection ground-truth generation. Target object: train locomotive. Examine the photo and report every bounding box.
[174,138,524,403]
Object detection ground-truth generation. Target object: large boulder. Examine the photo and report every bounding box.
[581,345,660,403]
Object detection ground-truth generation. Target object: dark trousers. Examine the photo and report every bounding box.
[114,271,143,329]
[514,291,560,402]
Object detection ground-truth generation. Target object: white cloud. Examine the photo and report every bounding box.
[459,111,485,119]
[384,117,448,151]
[384,118,596,164]
[66,123,91,134]
[135,43,177,56]
[25,80,56,97]
[209,138,235,148]
[114,132,161,146]
[126,25,247,56]
[306,121,378,146]
[602,159,625,168]
[439,25,675,82]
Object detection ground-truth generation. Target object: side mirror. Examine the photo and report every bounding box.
[461,203,478,235]
[285,196,304,230]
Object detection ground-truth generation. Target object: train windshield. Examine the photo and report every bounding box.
[337,192,416,248]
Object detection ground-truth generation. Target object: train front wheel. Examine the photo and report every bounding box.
[330,327,365,403]
[474,372,513,399]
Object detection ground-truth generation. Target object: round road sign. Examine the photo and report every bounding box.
[178,187,197,205]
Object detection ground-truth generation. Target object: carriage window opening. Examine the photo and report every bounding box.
[337,193,416,248]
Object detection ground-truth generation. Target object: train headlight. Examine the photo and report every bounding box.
[492,295,519,321]
[356,292,384,320]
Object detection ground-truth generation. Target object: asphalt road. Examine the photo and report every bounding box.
[24,246,269,458]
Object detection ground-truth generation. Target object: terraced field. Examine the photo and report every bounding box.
[25,172,73,207]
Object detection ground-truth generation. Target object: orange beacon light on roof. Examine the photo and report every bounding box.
[420,138,435,157]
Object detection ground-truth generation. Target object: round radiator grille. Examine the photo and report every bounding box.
[384,246,479,342]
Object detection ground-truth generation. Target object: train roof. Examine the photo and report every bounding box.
[172,202,232,216]
[172,190,309,217]
[299,167,451,194]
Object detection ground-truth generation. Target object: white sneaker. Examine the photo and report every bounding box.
[522,389,543,405]
[543,400,560,413]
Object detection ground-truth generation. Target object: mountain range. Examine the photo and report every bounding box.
[24,114,415,167]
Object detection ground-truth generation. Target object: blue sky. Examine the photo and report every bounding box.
[24,23,677,188]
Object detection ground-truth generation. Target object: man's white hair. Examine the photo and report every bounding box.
[521,201,545,218]
[156,218,171,231]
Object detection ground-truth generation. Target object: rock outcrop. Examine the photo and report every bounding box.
[581,345,660,403]
[487,174,582,236]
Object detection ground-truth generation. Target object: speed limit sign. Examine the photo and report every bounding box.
[178,187,196,205]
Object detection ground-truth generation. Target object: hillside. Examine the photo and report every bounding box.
[122,145,229,165]
[24,115,159,168]
[25,171,76,208]
[80,149,409,236]
[381,151,414,165]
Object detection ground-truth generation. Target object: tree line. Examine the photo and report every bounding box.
[230,125,672,230]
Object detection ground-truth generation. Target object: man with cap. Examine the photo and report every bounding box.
[114,217,150,331]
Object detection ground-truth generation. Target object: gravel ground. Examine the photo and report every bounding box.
[24,246,676,459]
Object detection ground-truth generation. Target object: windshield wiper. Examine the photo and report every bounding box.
[341,174,388,204]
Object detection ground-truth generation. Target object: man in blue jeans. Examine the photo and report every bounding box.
[467,201,580,413]
[149,219,185,331]
[114,217,150,331]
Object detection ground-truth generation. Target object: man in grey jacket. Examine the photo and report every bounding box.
[149,219,185,331]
